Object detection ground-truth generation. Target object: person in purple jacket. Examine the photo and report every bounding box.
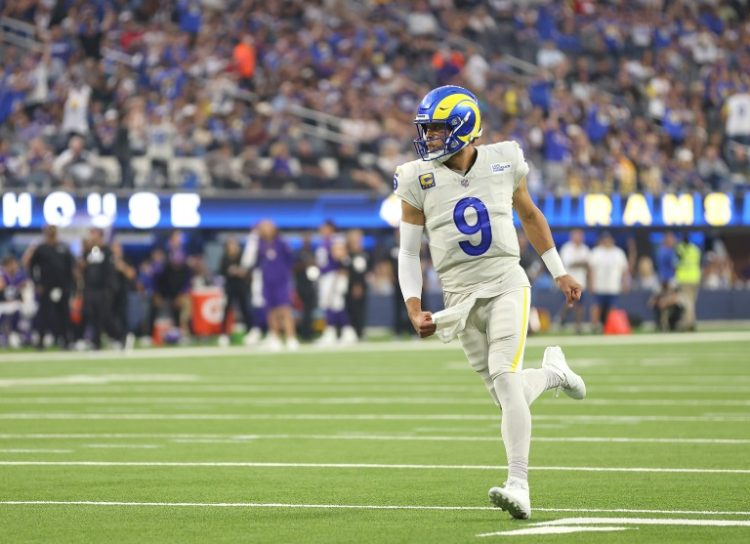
[243,220,298,351]
[0,256,29,348]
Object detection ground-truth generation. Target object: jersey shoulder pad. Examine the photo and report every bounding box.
[483,140,529,186]
[395,159,434,185]
[395,158,437,193]
[481,140,520,161]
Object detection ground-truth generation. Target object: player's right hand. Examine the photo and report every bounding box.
[556,274,583,307]
[409,311,436,338]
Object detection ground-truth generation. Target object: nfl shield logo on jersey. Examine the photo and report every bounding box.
[419,173,436,190]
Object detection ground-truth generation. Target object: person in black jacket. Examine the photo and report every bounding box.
[219,237,252,344]
[293,232,317,342]
[111,240,136,346]
[24,225,75,349]
[82,228,124,349]
[154,249,193,337]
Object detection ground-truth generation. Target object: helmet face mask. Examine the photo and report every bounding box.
[414,121,452,161]
[413,85,482,162]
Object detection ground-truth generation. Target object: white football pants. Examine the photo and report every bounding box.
[317,271,347,311]
[455,287,550,482]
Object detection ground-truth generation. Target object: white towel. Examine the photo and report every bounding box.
[432,297,477,343]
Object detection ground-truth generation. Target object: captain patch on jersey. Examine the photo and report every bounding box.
[419,172,435,190]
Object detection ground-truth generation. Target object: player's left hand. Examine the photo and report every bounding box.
[555,274,582,307]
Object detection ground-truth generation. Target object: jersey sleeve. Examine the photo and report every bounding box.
[393,164,424,211]
[512,141,530,191]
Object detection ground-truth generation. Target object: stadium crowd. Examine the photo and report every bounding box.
[0,0,749,194]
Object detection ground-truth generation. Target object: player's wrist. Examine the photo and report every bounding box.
[541,247,567,279]
[406,299,423,319]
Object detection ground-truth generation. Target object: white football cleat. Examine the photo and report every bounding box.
[8,332,21,349]
[542,346,586,400]
[263,333,283,352]
[124,333,136,352]
[218,334,230,348]
[488,478,531,520]
[339,325,359,345]
[286,337,300,351]
[244,328,262,346]
[316,326,338,346]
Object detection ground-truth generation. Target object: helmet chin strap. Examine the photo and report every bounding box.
[436,149,458,163]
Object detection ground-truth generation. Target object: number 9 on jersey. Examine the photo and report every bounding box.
[453,197,492,256]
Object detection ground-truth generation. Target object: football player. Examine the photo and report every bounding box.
[315,220,358,345]
[394,85,587,519]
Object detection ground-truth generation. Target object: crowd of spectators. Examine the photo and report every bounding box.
[1,0,749,195]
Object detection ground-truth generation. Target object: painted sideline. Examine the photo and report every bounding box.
[1,461,749,474]
[0,330,748,363]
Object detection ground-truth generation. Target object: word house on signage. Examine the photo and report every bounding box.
[1,192,201,229]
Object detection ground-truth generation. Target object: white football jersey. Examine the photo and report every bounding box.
[589,245,629,295]
[559,241,590,289]
[394,141,530,295]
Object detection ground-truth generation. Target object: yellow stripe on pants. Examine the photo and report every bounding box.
[510,287,530,373]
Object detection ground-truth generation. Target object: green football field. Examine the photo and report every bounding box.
[1,332,750,543]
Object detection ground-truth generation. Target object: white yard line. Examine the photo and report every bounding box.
[1,433,747,445]
[0,501,749,517]
[0,449,72,453]
[0,397,495,406]
[0,331,747,364]
[168,435,750,446]
[1,461,749,474]
[562,399,750,407]
[0,385,489,394]
[479,526,630,536]
[0,375,198,387]
[6,379,750,393]
[82,444,160,449]
[0,413,748,423]
[535,508,750,516]
[2,396,750,407]
[601,386,750,393]
[478,516,750,537]
[539,516,750,526]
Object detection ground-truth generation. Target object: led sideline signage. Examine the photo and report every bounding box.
[0,191,748,230]
[1,192,201,229]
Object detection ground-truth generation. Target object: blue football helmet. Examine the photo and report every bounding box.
[413,85,483,162]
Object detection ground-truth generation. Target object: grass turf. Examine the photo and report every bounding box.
[1,333,750,543]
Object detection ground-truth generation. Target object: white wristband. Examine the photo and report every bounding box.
[541,247,567,279]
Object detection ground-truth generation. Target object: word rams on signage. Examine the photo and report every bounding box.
[583,192,735,228]
[1,192,201,229]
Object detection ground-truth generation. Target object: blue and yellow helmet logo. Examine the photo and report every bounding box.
[413,85,482,161]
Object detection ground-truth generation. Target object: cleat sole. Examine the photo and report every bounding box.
[488,488,531,520]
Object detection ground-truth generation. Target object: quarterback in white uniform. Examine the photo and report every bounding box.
[395,85,587,519]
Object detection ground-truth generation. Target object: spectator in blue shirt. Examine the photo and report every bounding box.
[656,232,677,287]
